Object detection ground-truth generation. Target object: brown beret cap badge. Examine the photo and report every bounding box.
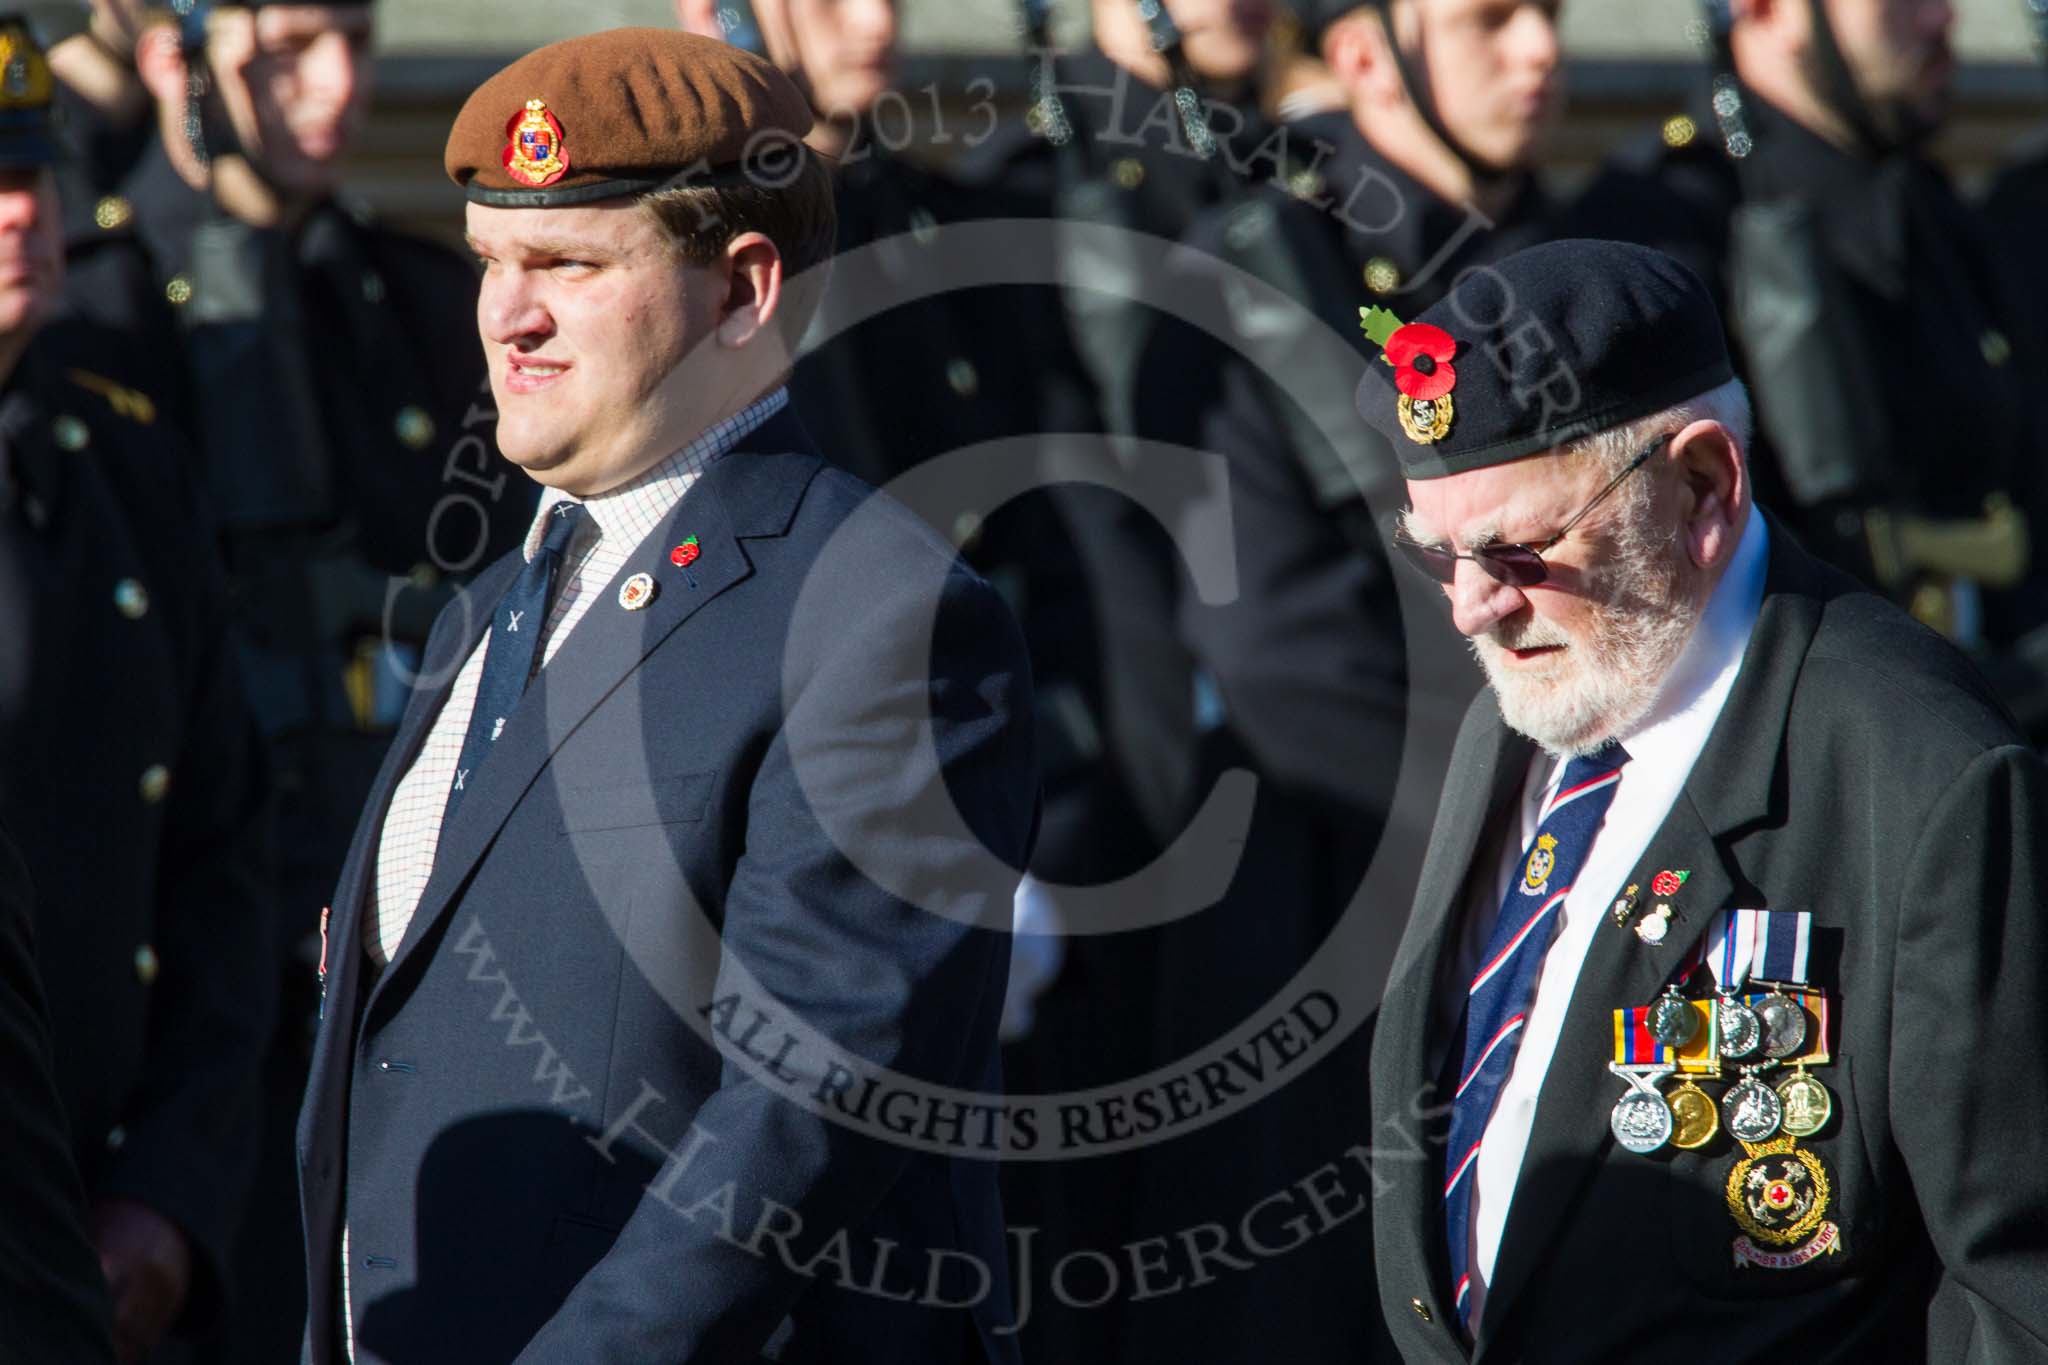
[448,29,814,209]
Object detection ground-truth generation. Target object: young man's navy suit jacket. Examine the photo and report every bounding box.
[298,409,1037,1365]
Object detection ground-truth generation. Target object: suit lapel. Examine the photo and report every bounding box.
[366,439,824,1005]
[302,561,513,1112]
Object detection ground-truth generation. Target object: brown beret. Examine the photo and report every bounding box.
[445,28,814,209]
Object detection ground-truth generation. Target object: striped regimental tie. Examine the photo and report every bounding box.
[1442,740,1628,1326]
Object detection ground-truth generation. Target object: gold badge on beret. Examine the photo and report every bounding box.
[504,98,569,188]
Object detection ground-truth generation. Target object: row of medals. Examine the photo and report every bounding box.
[1609,982,1833,1155]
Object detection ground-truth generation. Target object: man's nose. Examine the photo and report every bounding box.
[479,271,551,346]
[1446,558,1526,638]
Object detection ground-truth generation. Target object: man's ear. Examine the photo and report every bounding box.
[1670,419,1747,570]
[674,0,721,40]
[1330,10,1405,111]
[1733,0,1800,39]
[133,23,185,107]
[715,232,784,349]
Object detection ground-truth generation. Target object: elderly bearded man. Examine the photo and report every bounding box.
[295,30,1037,1365]
[1362,239,2048,1361]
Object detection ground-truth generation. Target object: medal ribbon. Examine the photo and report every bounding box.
[1611,1007,1674,1066]
[1613,1002,1719,1072]
[1751,909,1812,985]
[1703,908,1760,995]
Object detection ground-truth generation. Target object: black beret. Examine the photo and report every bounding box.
[1355,239,1735,479]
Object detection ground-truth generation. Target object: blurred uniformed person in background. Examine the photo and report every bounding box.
[61,2,533,1359]
[27,1,180,423]
[1982,0,2048,354]
[1142,0,1567,810]
[0,823,118,1363]
[1570,0,2048,693]
[673,0,1052,487]
[0,17,273,1362]
[26,0,156,200]
[677,6,1320,1360]
[1098,3,1564,1359]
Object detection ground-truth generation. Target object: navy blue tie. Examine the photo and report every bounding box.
[1442,740,1628,1327]
[443,502,584,826]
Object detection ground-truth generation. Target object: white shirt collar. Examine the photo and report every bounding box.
[524,387,790,561]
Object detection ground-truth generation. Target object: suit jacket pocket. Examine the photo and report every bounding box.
[558,772,716,833]
[1662,1055,1875,1299]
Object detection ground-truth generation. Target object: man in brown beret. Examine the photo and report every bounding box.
[295,28,1037,1365]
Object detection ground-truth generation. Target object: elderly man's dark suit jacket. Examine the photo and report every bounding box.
[297,409,1037,1365]
[1371,525,2048,1362]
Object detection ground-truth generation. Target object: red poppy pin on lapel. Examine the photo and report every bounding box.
[671,536,700,589]
[1652,869,1690,897]
[1634,870,1690,944]
[1361,306,1457,445]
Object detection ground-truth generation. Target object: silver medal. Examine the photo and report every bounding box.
[1717,994,1762,1059]
[1648,988,1698,1047]
[1755,991,1808,1060]
[1610,1088,1674,1154]
[1723,1071,1784,1143]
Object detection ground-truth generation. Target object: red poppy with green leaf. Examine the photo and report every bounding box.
[1359,306,1459,400]
[1383,323,1457,401]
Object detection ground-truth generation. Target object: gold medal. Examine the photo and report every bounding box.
[1776,1066,1833,1138]
[1667,1078,1719,1149]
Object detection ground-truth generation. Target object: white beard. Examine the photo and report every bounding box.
[1473,519,1702,758]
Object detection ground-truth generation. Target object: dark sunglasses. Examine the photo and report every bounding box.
[1391,437,1669,589]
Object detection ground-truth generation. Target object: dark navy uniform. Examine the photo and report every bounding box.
[1571,89,2048,654]
[1983,131,2048,376]
[59,142,532,1365]
[771,44,1316,1362]
[0,328,275,1342]
[929,47,1416,1365]
[0,815,117,1363]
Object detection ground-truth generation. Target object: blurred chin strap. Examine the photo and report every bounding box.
[1695,0,1756,158]
[1135,0,1219,160]
[1365,0,1513,189]
[1799,0,1894,157]
[711,0,766,56]
[1016,0,1075,146]
[1697,0,1900,163]
[169,0,239,170]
